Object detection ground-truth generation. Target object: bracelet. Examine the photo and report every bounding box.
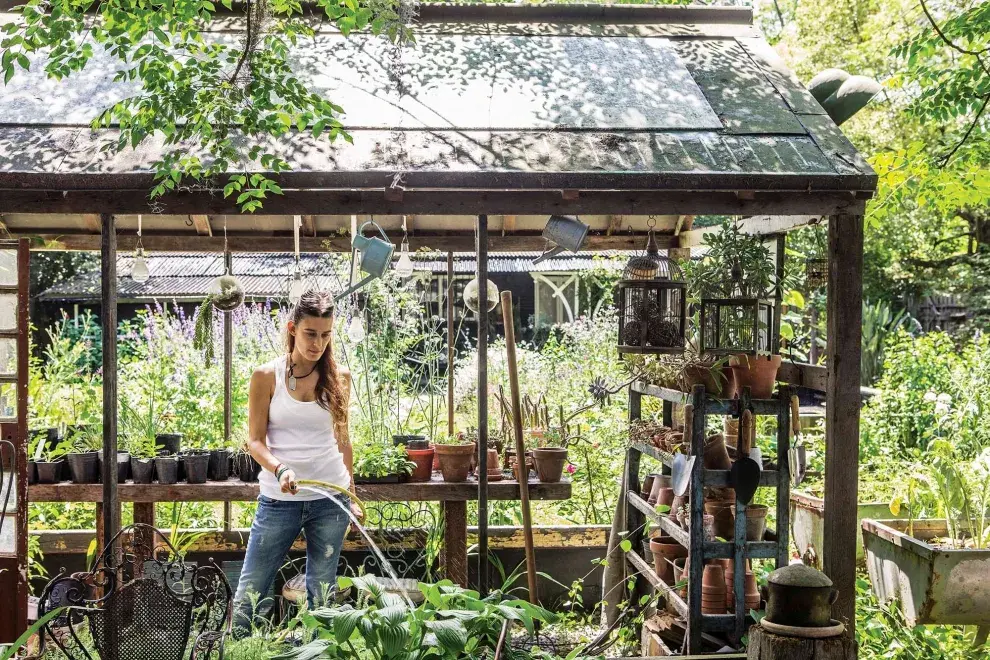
[275,464,289,480]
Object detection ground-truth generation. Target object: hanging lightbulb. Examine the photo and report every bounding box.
[463,278,499,313]
[346,315,367,343]
[288,271,305,305]
[131,214,150,284]
[394,239,414,278]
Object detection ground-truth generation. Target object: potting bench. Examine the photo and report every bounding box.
[623,382,792,654]
[27,476,571,588]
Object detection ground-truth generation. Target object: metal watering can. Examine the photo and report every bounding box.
[334,221,394,302]
[532,215,589,265]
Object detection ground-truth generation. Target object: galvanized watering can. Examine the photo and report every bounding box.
[334,221,395,302]
[533,215,589,265]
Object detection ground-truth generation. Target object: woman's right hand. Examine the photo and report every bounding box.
[279,468,298,494]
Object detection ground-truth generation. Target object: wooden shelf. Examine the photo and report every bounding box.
[627,492,778,559]
[28,477,572,503]
[630,443,780,488]
[631,381,783,416]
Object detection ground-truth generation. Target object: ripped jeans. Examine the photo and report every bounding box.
[232,494,349,637]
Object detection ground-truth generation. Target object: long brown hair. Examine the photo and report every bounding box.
[286,291,347,425]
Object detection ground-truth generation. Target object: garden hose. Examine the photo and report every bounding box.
[297,479,367,521]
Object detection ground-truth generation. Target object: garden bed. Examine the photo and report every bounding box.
[862,518,990,626]
[790,491,901,561]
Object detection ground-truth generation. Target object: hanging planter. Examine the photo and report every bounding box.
[615,227,686,355]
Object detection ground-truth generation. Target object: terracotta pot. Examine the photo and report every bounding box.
[724,417,740,450]
[673,557,688,598]
[641,473,657,501]
[680,363,733,398]
[506,449,534,479]
[657,487,675,511]
[649,474,671,505]
[649,536,687,586]
[705,500,735,541]
[407,447,435,483]
[435,443,475,482]
[532,447,568,483]
[703,433,732,470]
[701,564,726,614]
[732,504,768,541]
[725,562,761,612]
[432,447,441,472]
[670,494,688,525]
[486,448,501,472]
[729,354,782,399]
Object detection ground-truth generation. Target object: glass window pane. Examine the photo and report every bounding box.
[0,251,15,286]
[0,295,15,331]
[0,339,14,377]
[0,384,14,417]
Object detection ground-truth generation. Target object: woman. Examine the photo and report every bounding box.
[232,291,361,636]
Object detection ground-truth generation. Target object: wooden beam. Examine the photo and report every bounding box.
[776,361,828,393]
[607,214,623,236]
[24,232,676,253]
[0,189,870,217]
[678,215,824,248]
[82,214,101,233]
[502,215,516,235]
[300,215,316,237]
[189,214,213,236]
[823,213,863,635]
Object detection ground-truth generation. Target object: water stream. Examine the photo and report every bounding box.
[298,484,416,609]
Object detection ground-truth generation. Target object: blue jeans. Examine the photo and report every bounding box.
[232,494,349,637]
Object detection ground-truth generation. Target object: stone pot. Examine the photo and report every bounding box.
[130,457,155,484]
[98,451,131,483]
[435,443,475,482]
[701,564,726,615]
[66,451,100,484]
[208,448,232,481]
[532,447,568,483]
[181,450,210,484]
[729,354,782,399]
[407,447,435,483]
[649,474,671,505]
[154,455,179,484]
[649,536,687,586]
[732,504,768,541]
[704,499,735,541]
[764,563,837,628]
[36,459,64,484]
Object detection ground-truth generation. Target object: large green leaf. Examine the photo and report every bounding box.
[427,619,468,655]
[332,608,365,643]
[378,622,412,658]
[270,639,331,660]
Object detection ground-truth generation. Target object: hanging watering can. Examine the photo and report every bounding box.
[334,221,395,302]
[532,215,589,265]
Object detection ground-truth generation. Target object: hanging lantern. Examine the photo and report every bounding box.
[131,215,150,284]
[615,229,686,355]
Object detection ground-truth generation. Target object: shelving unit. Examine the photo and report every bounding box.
[624,381,791,654]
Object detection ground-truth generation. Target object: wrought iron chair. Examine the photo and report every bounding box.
[36,523,231,660]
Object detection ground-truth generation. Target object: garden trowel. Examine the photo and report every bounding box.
[729,410,760,504]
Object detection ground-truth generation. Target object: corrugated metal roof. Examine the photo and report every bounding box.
[39,251,627,302]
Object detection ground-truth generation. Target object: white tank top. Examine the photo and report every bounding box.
[258,355,351,501]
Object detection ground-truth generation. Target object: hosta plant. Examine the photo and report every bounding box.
[275,575,559,660]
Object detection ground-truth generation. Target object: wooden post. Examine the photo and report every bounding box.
[824,214,863,634]
[688,386,706,655]
[442,501,468,587]
[446,252,454,438]
[502,290,538,604]
[223,250,233,532]
[100,213,120,548]
[748,626,854,660]
[773,234,785,353]
[476,215,489,595]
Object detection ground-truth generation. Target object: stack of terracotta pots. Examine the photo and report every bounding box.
[649,535,687,586]
[704,499,735,540]
[649,475,674,510]
[725,559,761,613]
[701,564,726,614]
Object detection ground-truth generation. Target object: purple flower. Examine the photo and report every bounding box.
[565,464,576,474]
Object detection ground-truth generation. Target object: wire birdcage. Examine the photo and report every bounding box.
[615,228,686,355]
[805,257,828,289]
[700,297,775,356]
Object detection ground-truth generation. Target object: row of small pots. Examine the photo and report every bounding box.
[28,449,262,485]
[395,436,570,484]
[679,354,782,400]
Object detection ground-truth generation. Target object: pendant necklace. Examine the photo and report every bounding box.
[288,358,318,392]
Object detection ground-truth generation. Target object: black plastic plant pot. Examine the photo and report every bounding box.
[155,433,183,456]
[98,452,131,483]
[182,451,210,484]
[36,459,64,484]
[27,460,37,485]
[235,453,261,482]
[208,449,232,481]
[154,456,179,484]
[66,451,101,484]
[130,457,155,484]
[355,474,401,484]
[392,435,427,449]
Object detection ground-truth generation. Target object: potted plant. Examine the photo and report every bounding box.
[684,219,781,397]
[406,442,435,483]
[35,438,70,484]
[434,433,475,483]
[64,426,101,484]
[353,441,415,484]
[98,447,131,483]
[127,430,158,484]
[180,449,211,484]
[532,427,569,484]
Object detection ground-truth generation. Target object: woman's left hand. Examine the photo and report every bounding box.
[349,501,364,532]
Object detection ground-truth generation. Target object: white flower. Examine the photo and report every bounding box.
[937,393,952,405]
[923,391,938,403]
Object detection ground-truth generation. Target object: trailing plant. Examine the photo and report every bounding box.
[193,296,218,367]
[684,219,777,301]
[274,575,559,660]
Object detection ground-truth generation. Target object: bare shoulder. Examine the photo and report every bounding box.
[338,367,352,381]
[251,363,276,392]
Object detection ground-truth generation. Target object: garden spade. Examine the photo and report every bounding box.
[730,410,760,504]
[788,395,807,486]
[671,404,695,497]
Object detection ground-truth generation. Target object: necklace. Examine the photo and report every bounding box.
[287,358,318,392]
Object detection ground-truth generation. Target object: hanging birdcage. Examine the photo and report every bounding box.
[615,229,686,355]
[805,258,828,289]
[699,297,775,356]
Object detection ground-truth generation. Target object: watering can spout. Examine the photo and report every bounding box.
[334,274,376,303]
[532,244,565,265]
[334,220,394,302]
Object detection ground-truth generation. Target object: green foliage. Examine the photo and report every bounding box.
[861,299,912,385]
[683,218,777,301]
[0,0,411,212]
[353,442,414,478]
[276,576,560,660]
